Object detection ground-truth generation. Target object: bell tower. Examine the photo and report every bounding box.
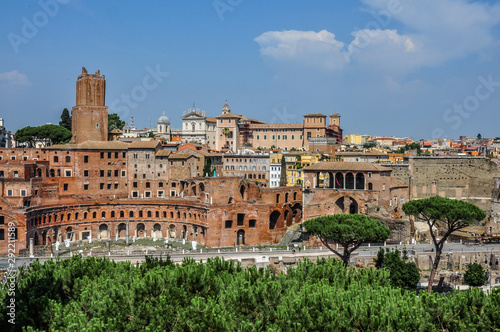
[71,67,108,143]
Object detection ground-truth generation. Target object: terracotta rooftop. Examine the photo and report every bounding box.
[304,113,326,117]
[336,151,388,156]
[205,117,217,123]
[169,153,196,160]
[215,113,243,119]
[155,150,171,157]
[303,161,392,172]
[250,123,303,129]
[128,140,161,149]
[390,179,408,188]
[48,141,129,150]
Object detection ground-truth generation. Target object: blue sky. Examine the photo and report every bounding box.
[1,0,499,140]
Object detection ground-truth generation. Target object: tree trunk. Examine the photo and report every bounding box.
[427,249,442,293]
[342,245,350,267]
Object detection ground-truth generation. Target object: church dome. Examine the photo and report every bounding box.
[157,112,170,124]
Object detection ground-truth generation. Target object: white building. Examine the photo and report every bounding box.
[269,163,281,188]
[181,105,216,147]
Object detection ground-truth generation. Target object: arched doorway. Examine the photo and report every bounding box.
[153,223,162,238]
[345,173,355,189]
[182,225,187,240]
[65,226,73,241]
[117,223,126,238]
[335,197,359,214]
[99,224,109,239]
[269,211,281,229]
[355,173,365,190]
[335,173,344,189]
[168,224,176,239]
[136,223,146,237]
[368,182,373,190]
[237,229,245,245]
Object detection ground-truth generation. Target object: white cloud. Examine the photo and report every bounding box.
[254,30,348,70]
[255,0,500,74]
[0,70,31,86]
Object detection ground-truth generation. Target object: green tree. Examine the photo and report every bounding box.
[59,108,72,131]
[376,247,420,291]
[203,158,213,177]
[402,196,486,293]
[363,142,377,149]
[279,156,287,187]
[222,127,230,137]
[303,214,391,267]
[464,262,488,287]
[108,113,125,130]
[14,124,71,147]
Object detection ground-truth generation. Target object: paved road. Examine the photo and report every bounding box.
[3,242,500,270]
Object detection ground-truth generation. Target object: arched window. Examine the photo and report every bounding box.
[129,211,134,218]
[101,211,106,218]
[120,211,124,218]
[92,212,97,219]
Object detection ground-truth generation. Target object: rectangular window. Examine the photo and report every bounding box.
[249,219,256,228]
[84,156,89,163]
[132,191,139,198]
[133,182,138,188]
[225,220,233,229]
[278,135,281,140]
[100,183,104,190]
[84,184,89,190]
[368,172,372,178]
[115,152,119,158]
[7,189,13,196]
[65,170,71,177]
[237,214,244,226]
[84,170,89,177]
[123,152,126,158]
[159,182,164,188]
[100,170,105,177]
[257,135,260,140]
[144,191,151,198]
[20,189,26,196]
[145,153,150,159]
[0,171,3,177]
[114,170,119,177]
[107,183,112,190]
[13,171,18,178]
[100,152,104,159]
[121,170,126,177]
[108,152,112,159]
[114,183,119,190]
[158,190,164,197]
[133,153,138,159]
[272,135,275,140]
[107,170,112,177]
[63,183,68,191]
[264,135,267,140]
[0,229,4,241]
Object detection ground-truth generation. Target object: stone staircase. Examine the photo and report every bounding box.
[279,226,303,246]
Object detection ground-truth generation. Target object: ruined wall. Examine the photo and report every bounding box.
[387,157,498,211]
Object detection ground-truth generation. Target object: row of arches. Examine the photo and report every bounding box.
[313,172,368,190]
[32,221,206,245]
[28,207,207,229]
[276,192,299,205]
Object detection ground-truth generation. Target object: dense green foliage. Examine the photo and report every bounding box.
[203,157,213,177]
[58,108,71,131]
[464,263,489,287]
[363,142,377,148]
[14,124,72,147]
[376,248,420,291]
[403,196,486,292]
[396,142,422,155]
[3,256,500,331]
[2,256,500,331]
[108,113,125,130]
[304,214,391,266]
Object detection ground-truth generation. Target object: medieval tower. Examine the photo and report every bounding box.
[71,67,108,143]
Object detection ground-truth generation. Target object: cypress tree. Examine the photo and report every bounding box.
[279,155,287,187]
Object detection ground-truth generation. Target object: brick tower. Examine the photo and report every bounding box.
[71,67,108,143]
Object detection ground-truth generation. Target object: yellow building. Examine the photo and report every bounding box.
[345,134,371,145]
